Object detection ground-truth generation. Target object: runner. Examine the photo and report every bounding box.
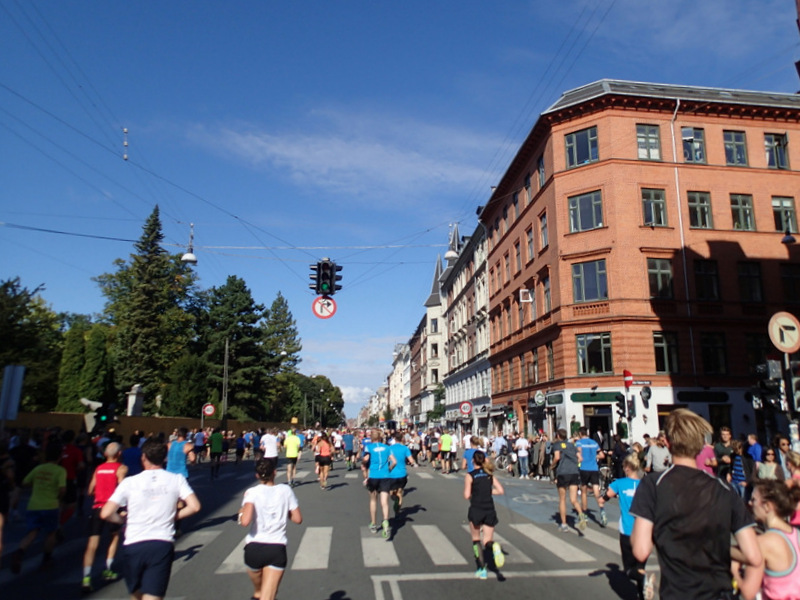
[388,433,415,515]
[193,428,206,463]
[283,428,301,487]
[209,427,224,480]
[464,450,505,580]
[576,427,607,526]
[342,429,356,471]
[551,428,587,532]
[166,428,195,478]
[315,432,333,490]
[364,429,396,539]
[440,429,453,474]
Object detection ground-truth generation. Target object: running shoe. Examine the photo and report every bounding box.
[492,542,505,569]
[102,569,118,581]
[369,522,379,533]
[600,509,608,528]
[558,523,570,533]
[475,567,488,580]
[578,513,588,531]
[381,519,390,539]
[81,576,93,593]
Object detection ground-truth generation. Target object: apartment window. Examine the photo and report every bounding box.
[653,332,679,374]
[504,254,511,282]
[780,264,800,304]
[723,130,748,166]
[514,242,521,272]
[526,228,534,262]
[540,213,549,248]
[524,173,532,205]
[642,188,667,226]
[637,124,661,160]
[518,301,524,330]
[744,333,772,375]
[682,127,706,163]
[695,260,720,301]
[432,369,438,384]
[502,206,508,233]
[508,361,515,389]
[569,190,604,232]
[546,342,555,381]
[538,156,545,187]
[738,262,763,303]
[688,191,713,229]
[431,343,439,358]
[765,133,789,169]
[532,348,539,384]
[565,126,598,168]
[572,259,608,303]
[542,276,551,313]
[731,194,755,231]
[576,332,613,375]
[648,258,674,299]
[512,193,519,221]
[430,318,438,333]
[506,303,512,333]
[772,196,798,233]
[520,354,527,386]
[701,332,728,375]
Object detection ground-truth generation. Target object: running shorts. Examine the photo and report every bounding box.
[88,507,121,536]
[122,540,174,597]
[389,476,408,491]
[244,542,288,571]
[556,473,580,488]
[366,478,392,493]
[468,506,499,527]
[579,470,600,487]
[318,456,332,467]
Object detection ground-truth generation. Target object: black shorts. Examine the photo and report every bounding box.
[210,451,222,461]
[236,448,245,457]
[557,473,580,488]
[286,456,298,465]
[318,456,332,467]
[244,542,288,571]
[88,507,121,536]
[346,450,356,458]
[122,540,174,597]
[389,476,408,491]
[579,470,600,487]
[468,506,499,527]
[63,479,78,504]
[366,478,391,493]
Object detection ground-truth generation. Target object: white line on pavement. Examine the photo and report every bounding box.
[291,526,333,570]
[412,525,468,566]
[510,523,595,562]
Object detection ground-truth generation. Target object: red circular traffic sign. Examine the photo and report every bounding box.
[312,296,337,319]
[623,369,633,389]
[459,401,473,415]
[202,403,216,417]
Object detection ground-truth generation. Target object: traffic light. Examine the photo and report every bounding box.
[309,262,320,293]
[627,397,636,418]
[753,360,783,410]
[506,407,515,421]
[332,262,343,294]
[615,393,626,419]
[318,260,333,296]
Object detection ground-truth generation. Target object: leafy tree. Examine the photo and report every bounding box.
[0,278,63,412]
[81,323,114,405]
[95,207,199,413]
[56,321,89,411]
[204,276,269,421]
[160,352,209,417]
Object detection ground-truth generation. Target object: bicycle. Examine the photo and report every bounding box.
[495,453,509,471]
[598,465,614,496]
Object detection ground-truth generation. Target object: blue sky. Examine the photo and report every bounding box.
[1,0,798,419]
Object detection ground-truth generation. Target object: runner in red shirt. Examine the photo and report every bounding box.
[59,430,86,525]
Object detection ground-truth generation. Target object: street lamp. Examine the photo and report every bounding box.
[782,228,796,245]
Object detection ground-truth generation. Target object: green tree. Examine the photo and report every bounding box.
[160,352,209,417]
[81,323,114,405]
[204,276,269,421]
[0,278,63,412]
[261,291,302,375]
[95,207,199,413]
[56,321,89,411]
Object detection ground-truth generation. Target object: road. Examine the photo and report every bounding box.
[1,453,646,600]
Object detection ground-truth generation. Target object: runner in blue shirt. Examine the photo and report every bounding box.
[342,430,356,471]
[388,433,415,515]
[364,429,396,540]
[575,427,607,527]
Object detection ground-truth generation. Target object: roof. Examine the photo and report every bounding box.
[544,79,800,114]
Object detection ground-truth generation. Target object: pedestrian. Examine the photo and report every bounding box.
[81,441,127,592]
[576,427,608,526]
[775,434,793,479]
[100,439,200,600]
[283,428,301,487]
[464,450,505,580]
[209,427,224,479]
[315,432,333,490]
[388,432,415,514]
[193,428,206,463]
[166,427,195,478]
[238,458,302,600]
[710,425,734,480]
[122,433,143,476]
[552,428,587,532]
[364,429,396,539]
[644,431,672,473]
[732,479,800,600]
[757,447,785,481]
[10,441,65,573]
[514,434,530,479]
[260,428,281,471]
[631,408,762,600]
[604,453,648,599]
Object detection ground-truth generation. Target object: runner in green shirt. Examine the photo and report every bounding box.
[209,428,224,480]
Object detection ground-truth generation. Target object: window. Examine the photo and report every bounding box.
[512,193,519,221]
[653,332,679,374]
[565,126,598,168]
[506,303,512,333]
[538,156,545,187]
[701,332,728,375]
[731,194,755,231]
[780,264,800,304]
[744,334,771,375]
[526,228,534,262]
[723,130,748,166]
[738,262,762,303]
[524,173,532,205]
[504,254,511,281]
[514,242,521,272]
[518,301,524,329]
[430,318,438,333]
[569,190,604,232]
[520,354,527,386]
[576,332,613,375]
[508,360,515,389]
[540,213,549,248]
[572,259,608,303]
[688,191,713,228]
[694,260,720,301]
[765,133,789,169]
[431,343,439,358]
[502,206,508,233]
[542,276,551,313]
[682,127,706,163]
[647,258,674,299]
[532,348,539,384]
[642,188,667,226]
[773,196,798,233]
[546,342,554,381]
[637,124,661,160]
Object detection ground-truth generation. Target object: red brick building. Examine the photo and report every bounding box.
[479,80,800,443]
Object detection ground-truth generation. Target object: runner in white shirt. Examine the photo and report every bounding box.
[260,429,281,467]
[101,440,200,600]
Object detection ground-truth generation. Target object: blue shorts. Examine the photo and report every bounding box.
[25,509,59,533]
[122,540,174,597]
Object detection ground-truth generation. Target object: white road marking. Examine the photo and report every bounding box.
[291,526,333,570]
[362,526,401,567]
[172,530,223,574]
[412,525,468,565]
[460,525,533,563]
[510,523,594,562]
[214,535,247,574]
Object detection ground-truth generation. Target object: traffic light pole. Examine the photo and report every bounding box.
[781,351,800,453]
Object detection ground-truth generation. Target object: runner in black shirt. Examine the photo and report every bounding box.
[463,451,505,580]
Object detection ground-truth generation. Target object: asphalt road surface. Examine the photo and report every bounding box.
[1,453,648,600]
